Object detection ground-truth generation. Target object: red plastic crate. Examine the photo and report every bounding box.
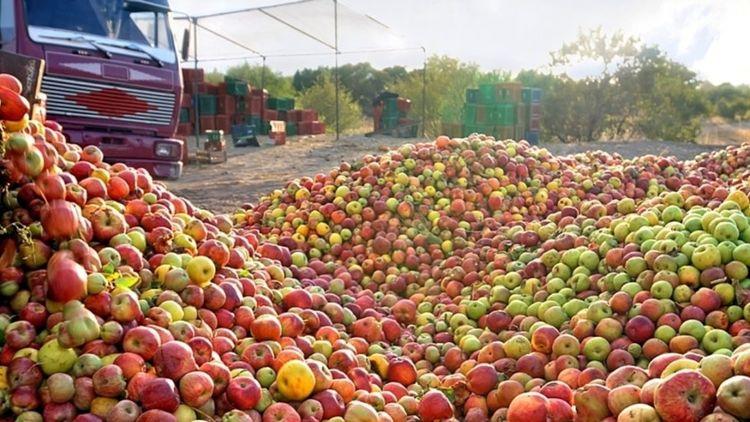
[216,96,235,115]
[184,82,206,94]
[529,103,542,117]
[214,115,231,133]
[312,121,325,134]
[298,121,313,135]
[397,98,411,113]
[475,105,490,124]
[180,94,192,108]
[217,82,227,96]
[177,123,192,135]
[300,109,318,121]
[181,137,189,163]
[250,97,263,115]
[529,117,541,131]
[269,131,286,145]
[199,116,214,130]
[181,68,204,83]
[264,109,278,121]
[206,84,219,95]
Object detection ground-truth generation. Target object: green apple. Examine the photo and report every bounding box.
[583,336,611,362]
[502,335,531,359]
[701,329,733,354]
[679,320,707,342]
[39,339,77,375]
[691,244,722,270]
[655,325,676,344]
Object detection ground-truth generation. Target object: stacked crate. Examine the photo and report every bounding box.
[456,82,542,142]
[522,88,542,144]
[178,69,325,138]
[266,96,326,136]
[373,94,416,137]
[462,82,520,139]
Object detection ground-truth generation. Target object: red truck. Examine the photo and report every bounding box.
[1,0,184,178]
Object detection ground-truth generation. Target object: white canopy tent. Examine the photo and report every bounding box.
[169,0,426,140]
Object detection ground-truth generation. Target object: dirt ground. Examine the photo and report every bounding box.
[166,135,734,213]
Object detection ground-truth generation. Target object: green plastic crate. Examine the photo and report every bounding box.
[521,87,532,103]
[463,124,478,136]
[463,104,477,124]
[197,95,217,116]
[270,97,295,111]
[478,84,496,104]
[179,108,190,123]
[491,103,516,125]
[381,116,399,130]
[495,125,515,139]
[205,130,223,141]
[465,89,479,104]
[286,122,297,136]
[383,97,398,113]
[225,78,249,96]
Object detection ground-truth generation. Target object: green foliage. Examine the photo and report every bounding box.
[617,47,708,141]
[297,75,363,134]
[293,63,408,113]
[537,28,709,142]
[702,83,750,120]
[224,63,296,98]
[392,56,492,137]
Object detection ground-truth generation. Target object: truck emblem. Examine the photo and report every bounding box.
[67,87,153,118]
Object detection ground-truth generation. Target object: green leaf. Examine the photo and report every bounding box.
[102,263,116,274]
[114,275,139,290]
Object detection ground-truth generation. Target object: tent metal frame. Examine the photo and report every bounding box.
[173,0,427,142]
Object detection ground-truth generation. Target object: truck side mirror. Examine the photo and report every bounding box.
[180,28,190,62]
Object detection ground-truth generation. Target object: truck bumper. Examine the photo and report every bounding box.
[117,159,183,180]
[63,130,184,179]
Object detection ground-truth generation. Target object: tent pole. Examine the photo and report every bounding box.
[334,0,339,141]
[421,47,426,138]
[192,17,201,152]
[261,57,266,133]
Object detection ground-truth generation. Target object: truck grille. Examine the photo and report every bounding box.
[41,75,175,126]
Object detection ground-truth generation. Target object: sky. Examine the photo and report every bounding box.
[170,0,750,85]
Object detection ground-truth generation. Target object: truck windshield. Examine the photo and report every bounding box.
[24,0,172,50]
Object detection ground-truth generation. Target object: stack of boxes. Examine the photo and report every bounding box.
[177,69,326,139]
[462,82,522,140]
[373,94,417,138]
[441,82,542,143]
[522,87,542,144]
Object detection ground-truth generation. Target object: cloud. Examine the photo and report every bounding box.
[170,0,750,84]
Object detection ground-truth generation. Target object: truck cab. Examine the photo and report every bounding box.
[1,0,184,178]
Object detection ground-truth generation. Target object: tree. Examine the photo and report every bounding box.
[224,63,296,98]
[550,27,640,142]
[392,56,491,137]
[294,63,408,114]
[702,83,750,121]
[617,46,708,141]
[297,75,363,134]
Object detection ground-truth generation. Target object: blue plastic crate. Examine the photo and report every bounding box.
[531,88,542,102]
[525,131,540,145]
[231,124,256,139]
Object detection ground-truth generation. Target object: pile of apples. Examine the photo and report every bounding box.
[238,136,750,421]
[2,68,750,422]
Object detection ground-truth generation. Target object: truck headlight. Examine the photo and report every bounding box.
[155,142,179,158]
